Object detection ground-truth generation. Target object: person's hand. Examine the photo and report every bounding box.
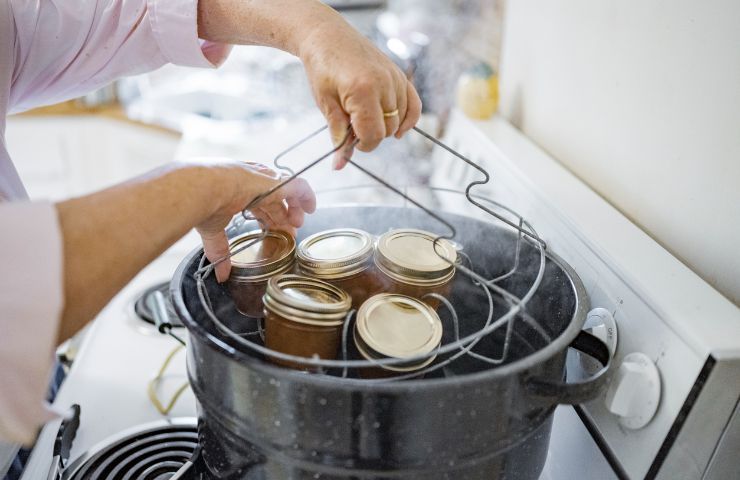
[197,0,421,168]
[299,18,422,169]
[195,161,316,283]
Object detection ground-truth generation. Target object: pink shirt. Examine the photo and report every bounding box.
[0,0,230,444]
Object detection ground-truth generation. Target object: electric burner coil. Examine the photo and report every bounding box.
[62,419,197,480]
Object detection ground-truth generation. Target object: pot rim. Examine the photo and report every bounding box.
[171,207,590,392]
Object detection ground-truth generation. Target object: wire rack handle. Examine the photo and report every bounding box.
[240,124,546,248]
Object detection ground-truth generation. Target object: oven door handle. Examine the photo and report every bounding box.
[524,330,612,405]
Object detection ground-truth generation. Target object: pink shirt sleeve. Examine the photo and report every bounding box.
[0,0,232,444]
[8,0,232,114]
[0,202,64,444]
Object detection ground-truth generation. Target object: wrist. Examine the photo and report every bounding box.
[166,163,234,221]
[296,10,351,61]
[197,0,342,57]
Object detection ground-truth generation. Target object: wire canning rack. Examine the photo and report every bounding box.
[191,125,550,382]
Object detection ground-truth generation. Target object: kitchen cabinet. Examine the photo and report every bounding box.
[5,115,180,201]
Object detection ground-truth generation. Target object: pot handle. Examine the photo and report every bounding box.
[525,330,612,405]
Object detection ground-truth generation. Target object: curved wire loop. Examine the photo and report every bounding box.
[191,124,549,378]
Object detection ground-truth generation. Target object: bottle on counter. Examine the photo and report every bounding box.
[456,61,499,120]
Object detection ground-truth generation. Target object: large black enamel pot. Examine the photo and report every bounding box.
[171,205,611,480]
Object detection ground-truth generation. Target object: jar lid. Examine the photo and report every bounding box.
[375,229,458,286]
[263,274,352,326]
[355,294,443,367]
[296,229,374,278]
[229,230,296,281]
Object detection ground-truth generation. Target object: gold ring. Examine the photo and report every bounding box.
[383,109,400,118]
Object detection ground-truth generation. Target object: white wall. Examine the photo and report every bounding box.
[498,0,740,305]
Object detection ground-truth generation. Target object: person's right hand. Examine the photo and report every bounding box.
[299,16,422,169]
[194,161,316,283]
[197,0,422,170]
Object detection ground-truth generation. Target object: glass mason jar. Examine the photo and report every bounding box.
[354,293,443,378]
[263,274,352,371]
[227,230,296,318]
[374,228,458,309]
[296,228,381,310]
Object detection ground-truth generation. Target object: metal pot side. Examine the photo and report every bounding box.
[172,206,593,479]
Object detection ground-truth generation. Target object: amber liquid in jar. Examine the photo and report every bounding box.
[374,229,458,309]
[226,230,295,318]
[373,275,453,310]
[296,228,382,309]
[228,279,271,318]
[262,274,352,371]
[264,310,344,370]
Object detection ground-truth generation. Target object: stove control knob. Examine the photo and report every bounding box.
[580,308,618,375]
[584,308,618,357]
[604,352,661,429]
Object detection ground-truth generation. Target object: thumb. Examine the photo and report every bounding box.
[199,228,232,283]
[324,96,354,170]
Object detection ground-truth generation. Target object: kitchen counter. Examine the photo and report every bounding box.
[15,99,181,137]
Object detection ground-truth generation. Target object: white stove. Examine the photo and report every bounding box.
[19,111,740,479]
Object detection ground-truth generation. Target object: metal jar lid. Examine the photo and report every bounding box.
[296,228,374,279]
[229,230,296,281]
[354,293,443,371]
[263,274,352,327]
[374,229,458,286]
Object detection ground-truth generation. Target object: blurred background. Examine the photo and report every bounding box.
[7,0,504,204]
[6,0,739,305]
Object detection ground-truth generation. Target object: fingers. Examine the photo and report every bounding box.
[394,73,408,136]
[258,202,289,226]
[197,163,316,283]
[344,80,386,152]
[247,177,316,230]
[286,196,306,228]
[199,229,232,283]
[397,80,422,138]
[281,176,317,214]
[333,131,356,171]
[338,71,420,150]
[243,161,278,178]
[381,81,400,137]
[323,96,355,170]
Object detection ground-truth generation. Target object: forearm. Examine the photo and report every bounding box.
[196,0,347,57]
[55,165,223,343]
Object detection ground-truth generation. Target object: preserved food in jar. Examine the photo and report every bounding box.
[227,230,295,317]
[374,228,458,308]
[354,293,443,378]
[296,228,381,309]
[263,274,352,370]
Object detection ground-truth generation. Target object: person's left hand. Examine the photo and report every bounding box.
[298,18,422,169]
[195,161,316,282]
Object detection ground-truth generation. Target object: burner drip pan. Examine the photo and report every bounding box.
[63,419,197,480]
[134,282,184,328]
